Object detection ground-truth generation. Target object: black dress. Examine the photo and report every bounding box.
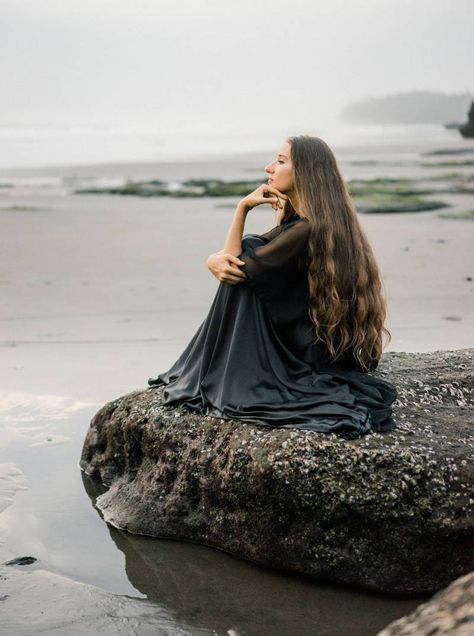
[147,212,397,439]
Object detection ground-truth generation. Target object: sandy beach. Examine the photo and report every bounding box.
[0,132,473,634]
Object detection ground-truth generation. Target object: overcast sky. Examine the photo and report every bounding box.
[1,0,472,134]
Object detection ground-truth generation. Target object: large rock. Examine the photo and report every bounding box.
[80,349,474,595]
[460,101,474,138]
[377,571,474,635]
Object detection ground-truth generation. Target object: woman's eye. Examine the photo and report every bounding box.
[277,160,284,164]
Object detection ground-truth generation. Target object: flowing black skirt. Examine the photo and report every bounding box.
[147,277,398,440]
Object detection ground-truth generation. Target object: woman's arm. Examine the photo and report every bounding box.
[207,250,247,284]
[222,201,250,256]
[207,184,287,285]
[238,219,311,283]
[205,201,249,284]
[206,204,248,284]
[222,184,287,256]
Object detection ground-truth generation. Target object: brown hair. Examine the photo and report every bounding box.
[279,135,391,372]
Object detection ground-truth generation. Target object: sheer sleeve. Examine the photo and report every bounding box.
[239,219,310,280]
[238,219,311,326]
[259,224,286,242]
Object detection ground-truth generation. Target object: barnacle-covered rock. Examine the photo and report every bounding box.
[377,571,474,635]
[80,348,474,595]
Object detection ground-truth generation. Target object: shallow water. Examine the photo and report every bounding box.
[0,386,428,635]
[1,136,472,634]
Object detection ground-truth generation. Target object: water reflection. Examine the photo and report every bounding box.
[82,472,427,636]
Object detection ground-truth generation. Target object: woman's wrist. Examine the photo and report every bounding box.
[238,200,252,214]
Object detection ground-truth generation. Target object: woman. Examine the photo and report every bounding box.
[147,135,397,439]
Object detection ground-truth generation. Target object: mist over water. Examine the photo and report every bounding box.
[0,121,463,170]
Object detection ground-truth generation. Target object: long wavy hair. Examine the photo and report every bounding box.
[277,135,391,372]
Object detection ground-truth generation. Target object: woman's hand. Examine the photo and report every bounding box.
[207,250,248,285]
[239,184,288,213]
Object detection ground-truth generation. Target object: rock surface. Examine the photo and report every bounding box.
[460,101,474,138]
[80,348,474,595]
[377,571,474,635]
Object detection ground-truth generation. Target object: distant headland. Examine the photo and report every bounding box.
[340,90,472,126]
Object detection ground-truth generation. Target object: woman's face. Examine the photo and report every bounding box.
[264,141,294,193]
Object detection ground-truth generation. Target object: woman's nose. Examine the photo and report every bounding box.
[264,164,272,174]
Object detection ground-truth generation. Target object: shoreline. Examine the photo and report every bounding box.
[1,134,472,634]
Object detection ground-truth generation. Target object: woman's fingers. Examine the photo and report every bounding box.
[263,185,288,200]
[228,255,246,266]
[265,196,283,210]
[223,272,246,284]
[270,197,284,210]
[260,195,280,204]
[240,183,288,212]
[222,257,247,278]
[226,265,247,279]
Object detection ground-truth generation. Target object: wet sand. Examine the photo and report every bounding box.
[0,189,472,385]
